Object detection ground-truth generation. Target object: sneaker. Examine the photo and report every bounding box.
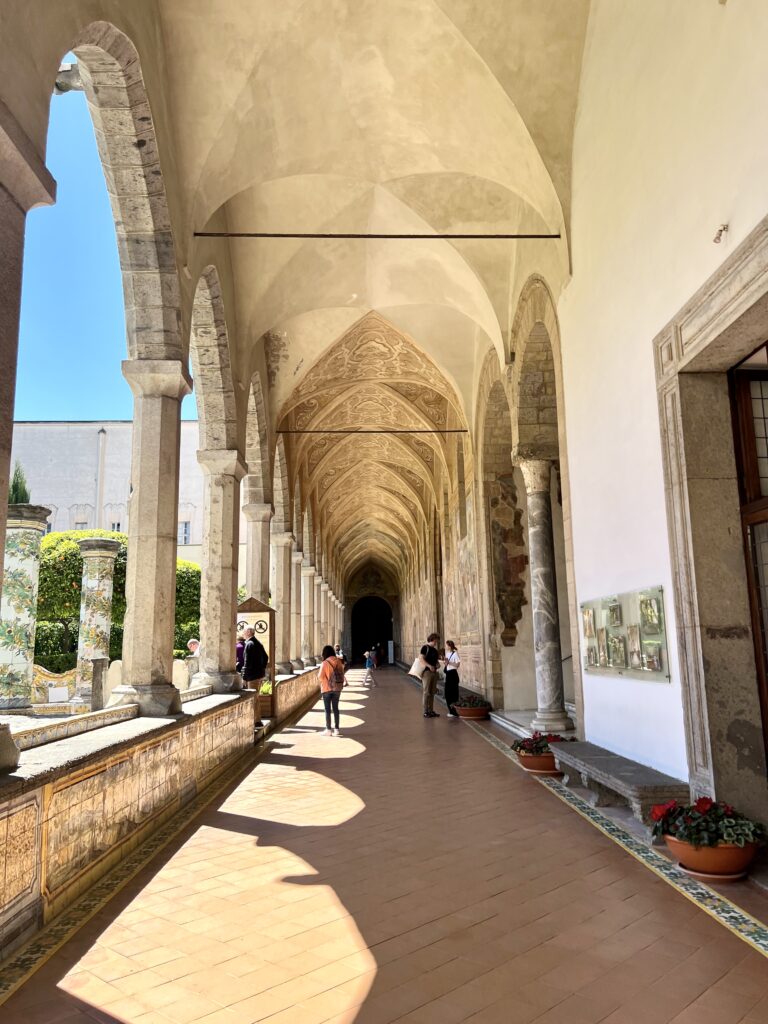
[423,712,431,718]
[322,728,332,736]
[332,729,343,737]
[428,711,441,717]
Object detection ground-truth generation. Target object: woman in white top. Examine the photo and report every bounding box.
[444,640,461,718]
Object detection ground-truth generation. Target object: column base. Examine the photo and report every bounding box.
[108,683,182,716]
[0,723,20,772]
[302,657,317,668]
[290,659,304,673]
[530,709,574,733]
[276,661,294,676]
[191,670,243,694]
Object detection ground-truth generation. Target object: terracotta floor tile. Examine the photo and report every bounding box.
[2,673,766,1024]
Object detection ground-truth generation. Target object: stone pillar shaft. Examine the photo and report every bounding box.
[290,549,303,669]
[520,459,572,732]
[243,500,272,603]
[197,449,246,692]
[74,538,121,705]
[271,532,293,674]
[320,582,330,650]
[301,565,316,666]
[117,359,190,715]
[313,575,323,659]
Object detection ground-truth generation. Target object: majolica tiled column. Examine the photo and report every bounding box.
[73,537,121,707]
[270,531,294,674]
[290,548,303,671]
[0,504,50,708]
[242,500,272,602]
[111,359,190,716]
[520,459,572,732]
[301,564,316,666]
[314,574,323,660]
[196,449,246,693]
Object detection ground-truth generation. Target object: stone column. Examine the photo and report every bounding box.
[301,564,316,666]
[333,597,340,647]
[290,548,303,671]
[520,459,573,732]
[73,537,121,706]
[314,574,323,659]
[111,359,190,716]
[195,449,246,693]
[0,504,50,709]
[270,531,294,674]
[320,581,330,650]
[242,501,272,603]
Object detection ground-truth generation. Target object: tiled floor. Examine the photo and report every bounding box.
[3,669,768,1024]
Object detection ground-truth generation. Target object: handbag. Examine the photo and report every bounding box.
[408,656,425,679]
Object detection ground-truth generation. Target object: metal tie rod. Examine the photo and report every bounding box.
[194,231,560,240]
[277,428,468,434]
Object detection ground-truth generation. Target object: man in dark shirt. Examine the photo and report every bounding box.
[242,627,268,687]
[420,633,441,718]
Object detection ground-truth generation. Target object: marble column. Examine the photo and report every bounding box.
[320,582,330,650]
[290,548,303,671]
[242,500,272,603]
[301,564,316,666]
[110,359,190,716]
[270,531,294,674]
[314,575,323,660]
[333,597,341,647]
[0,504,50,708]
[73,537,121,706]
[195,449,246,693]
[520,459,573,732]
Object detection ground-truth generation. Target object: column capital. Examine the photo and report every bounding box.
[292,549,304,565]
[517,458,552,496]
[301,563,316,578]
[197,448,247,480]
[77,537,121,559]
[122,359,192,400]
[243,502,273,524]
[320,581,330,593]
[271,530,294,548]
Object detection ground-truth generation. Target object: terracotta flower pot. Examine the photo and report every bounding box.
[259,694,274,718]
[517,751,560,774]
[664,836,758,879]
[454,705,490,720]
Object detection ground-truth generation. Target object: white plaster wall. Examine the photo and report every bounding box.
[558,0,768,780]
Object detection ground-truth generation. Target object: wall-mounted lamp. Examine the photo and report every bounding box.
[713,223,729,244]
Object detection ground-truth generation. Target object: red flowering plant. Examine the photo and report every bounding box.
[511,731,576,755]
[650,797,764,848]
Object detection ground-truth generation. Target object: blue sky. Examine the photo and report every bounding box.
[16,71,196,421]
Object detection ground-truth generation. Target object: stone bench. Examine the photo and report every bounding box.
[552,741,690,824]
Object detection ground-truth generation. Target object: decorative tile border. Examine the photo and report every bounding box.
[464,720,768,959]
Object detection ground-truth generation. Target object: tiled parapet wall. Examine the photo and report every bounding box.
[273,667,321,724]
[0,692,257,960]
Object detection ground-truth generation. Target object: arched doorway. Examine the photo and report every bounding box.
[351,596,393,664]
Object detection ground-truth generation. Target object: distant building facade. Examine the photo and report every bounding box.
[10,421,247,580]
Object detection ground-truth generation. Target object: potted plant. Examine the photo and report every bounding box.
[511,732,572,774]
[453,694,492,720]
[651,797,764,879]
[258,679,274,718]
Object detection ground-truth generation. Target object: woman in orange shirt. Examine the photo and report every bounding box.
[318,644,346,737]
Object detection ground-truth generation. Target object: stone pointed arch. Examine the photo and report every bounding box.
[69,21,182,361]
[245,371,272,505]
[190,266,238,451]
[272,435,291,534]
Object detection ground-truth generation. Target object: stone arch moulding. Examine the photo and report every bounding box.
[272,435,292,534]
[68,21,182,362]
[245,371,272,506]
[189,266,238,453]
[507,273,583,733]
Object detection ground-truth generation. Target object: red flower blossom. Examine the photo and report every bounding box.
[694,797,714,814]
[650,801,676,822]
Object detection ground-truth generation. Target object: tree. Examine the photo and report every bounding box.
[8,461,30,504]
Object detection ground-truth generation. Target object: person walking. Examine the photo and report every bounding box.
[363,650,377,687]
[235,633,245,674]
[420,633,441,718]
[318,644,346,736]
[444,640,460,718]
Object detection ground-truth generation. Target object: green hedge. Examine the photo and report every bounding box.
[174,619,200,651]
[37,652,77,674]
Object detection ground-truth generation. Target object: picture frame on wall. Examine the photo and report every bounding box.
[627,625,642,669]
[587,645,598,668]
[597,627,608,667]
[643,642,663,672]
[608,633,627,669]
[640,596,662,635]
[607,603,622,627]
[582,606,596,639]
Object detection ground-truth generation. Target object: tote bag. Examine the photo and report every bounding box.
[408,656,425,679]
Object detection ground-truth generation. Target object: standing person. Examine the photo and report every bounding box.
[242,627,268,688]
[420,633,441,718]
[334,643,348,668]
[235,633,245,674]
[444,640,460,718]
[318,644,346,736]
[186,637,200,656]
[363,650,377,687]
